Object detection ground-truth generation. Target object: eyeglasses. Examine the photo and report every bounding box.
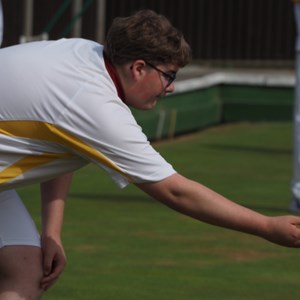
[145,61,176,87]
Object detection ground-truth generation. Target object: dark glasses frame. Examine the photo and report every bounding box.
[145,61,176,87]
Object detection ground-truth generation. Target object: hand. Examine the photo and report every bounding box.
[265,215,300,247]
[40,234,67,291]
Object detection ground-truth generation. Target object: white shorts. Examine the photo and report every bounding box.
[0,190,41,248]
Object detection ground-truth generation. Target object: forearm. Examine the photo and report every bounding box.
[139,174,269,238]
[40,173,72,290]
[41,173,72,237]
[138,173,300,247]
[167,177,269,237]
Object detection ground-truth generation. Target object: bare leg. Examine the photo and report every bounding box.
[0,246,43,300]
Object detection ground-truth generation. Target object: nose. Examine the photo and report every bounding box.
[165,82,175,94]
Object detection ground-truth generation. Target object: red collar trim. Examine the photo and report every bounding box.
[103,52,126,102]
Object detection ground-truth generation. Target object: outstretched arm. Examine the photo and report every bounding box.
[136,173,300,248]
[40,173,73,290]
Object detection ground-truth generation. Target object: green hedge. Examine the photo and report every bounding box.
[221,85,294,122]
[132,84,294,140]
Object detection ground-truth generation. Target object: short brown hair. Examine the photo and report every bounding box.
[104,10,192,67]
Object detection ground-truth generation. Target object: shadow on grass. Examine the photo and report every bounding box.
[69,192,152,203]
[202,144,291,155]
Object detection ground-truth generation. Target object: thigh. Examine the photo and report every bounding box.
[0,245,43,279]
[0,189,41,248]
[0,191,43,298]
[0,245,43,300]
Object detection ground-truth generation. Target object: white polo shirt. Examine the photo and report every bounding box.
[0,38,175,190]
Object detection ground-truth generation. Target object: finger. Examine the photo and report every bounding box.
[41,269,59,290]
[51,258,65,279]
[41,275,56,291]
[41,257,66,290]
[291,219,300,231]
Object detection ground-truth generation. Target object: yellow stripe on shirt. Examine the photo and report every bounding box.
[0,152,73,185]
[0,120,131,182]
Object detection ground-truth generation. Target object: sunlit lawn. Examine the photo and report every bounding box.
[20,122,300,300]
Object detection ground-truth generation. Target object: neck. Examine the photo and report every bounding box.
[103,52,126,102]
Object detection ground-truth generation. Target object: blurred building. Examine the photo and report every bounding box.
[0,0,296,68]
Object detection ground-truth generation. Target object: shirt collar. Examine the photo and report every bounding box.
[103,52,126,102]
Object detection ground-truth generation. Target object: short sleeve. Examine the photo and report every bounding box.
[55,78,176,188]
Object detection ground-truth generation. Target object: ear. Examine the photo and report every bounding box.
[130,60,147,81]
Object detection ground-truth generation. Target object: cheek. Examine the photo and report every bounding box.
[126,77,160,109]
[136,79,156,99]
[128,91,158,110]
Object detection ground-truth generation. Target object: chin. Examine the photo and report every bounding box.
[137,101,158,110]
[129,98,158,110]
[145,101,157,110]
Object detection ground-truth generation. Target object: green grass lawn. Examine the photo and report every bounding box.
[19,122,300,300]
